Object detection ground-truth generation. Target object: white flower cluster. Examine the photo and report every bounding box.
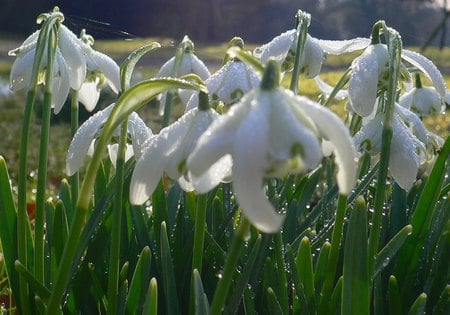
[9,11,120,113]
[11,10,444,233]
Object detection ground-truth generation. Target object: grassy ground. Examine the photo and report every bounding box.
[0,37,449,188]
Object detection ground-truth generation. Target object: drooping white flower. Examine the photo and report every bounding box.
[66,104,152,176]
[348,44,447,117]
[9,23,120,114]
[254,29,370,78]
[187,61,357,233]
[353,104,431,190]
[129,105,231,205]
[399,86,445,116]
[185,60,260,112]
[155,37,210,114]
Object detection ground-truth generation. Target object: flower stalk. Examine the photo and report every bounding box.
[368,28,402,275]
[210,217,251,314]
[34,22,58,284]
[107,119,128,315]
[290,10,311,93]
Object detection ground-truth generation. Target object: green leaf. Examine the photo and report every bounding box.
[223,234,261,315]
[14,260,51,301]
[408,293,427,315]
[296,237,315,314]
[51,200,69,268]
[395,136,450,295]
[432,285,450,315]
[266,287,284,315]
[125,246,152,315]
[0,156,20,305]
[374,224,412,279]
[342,197,369,315]
[388,275,403,315]
[58,178,73,224]
[142,278,158,315]
[243,286,256,315]
[160,221,181,315]
[226,47,265,75]
[314,241,331,297]
[120,42,161,90]
[193,269,210,315]
[329,276,343,314]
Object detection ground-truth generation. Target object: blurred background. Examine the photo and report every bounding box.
[1,0,449,47]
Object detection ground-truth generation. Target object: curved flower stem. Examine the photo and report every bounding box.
[70,90,79,208]
[368,30,402,275]
[34,25,57,284]
[318,194,347,315]
[107,120,128,315]
[290,10,311,94]
[210,217,251,314]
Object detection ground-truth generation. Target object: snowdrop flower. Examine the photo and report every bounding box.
[185,59,260,112]
[9,14,120,114]
[254,29,370,78]
[399,74,445,116]
[353,104,430,190]
[66,104,152,175]
[187,61,357,233]
[155,36,210,114]
[314,76,348,101]
[77,29,121,111]
[129,93,231,205]
[348,44,446,117]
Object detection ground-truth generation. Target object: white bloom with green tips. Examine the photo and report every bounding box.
[187,62,357,233]
[9,25,120,114]
[254,29,370,78]
[129,107,231,205]
[66,104,152,176]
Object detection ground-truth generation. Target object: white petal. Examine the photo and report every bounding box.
[88,49,121,93]
[52,54,71,114]
[8,31,39,57]
[401,49,446,97]
[78,78,101,112]
[349,45,388,116]
[9,49,35,91]
[177,176,195,192]
[187,95,251,176]
[298,96,357,194]
[108,143,134,168]
[389,115,425,190]
[156,57,176,77]
[316,37,370,55]
[58,25,86,90]
[233,95,284,233]
[353,113,384,153]
[394,104,428,144]
[302,36,325,78]
[189,155,232,193]
[66,104,115,175]
[253,29,296,63]
[314,76,348,100]
[128,112,153,159]
[129,136,169,205]
[399,89,414,109]
[269,91,322,169]
[189,54,210,79]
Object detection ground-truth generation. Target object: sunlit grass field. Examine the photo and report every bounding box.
[0,38,449,186]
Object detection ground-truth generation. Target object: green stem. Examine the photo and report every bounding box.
[70,90,79,209]
[274,233,289,314]
[17,89,35,315]
[318,194,347,315]
[289,17,308,94]
[210,217,251,314]
[162,91,175,128]
[368,30,401,275]
[191,194,208,273]
[34,26,57,284]
[107,120,128,315]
